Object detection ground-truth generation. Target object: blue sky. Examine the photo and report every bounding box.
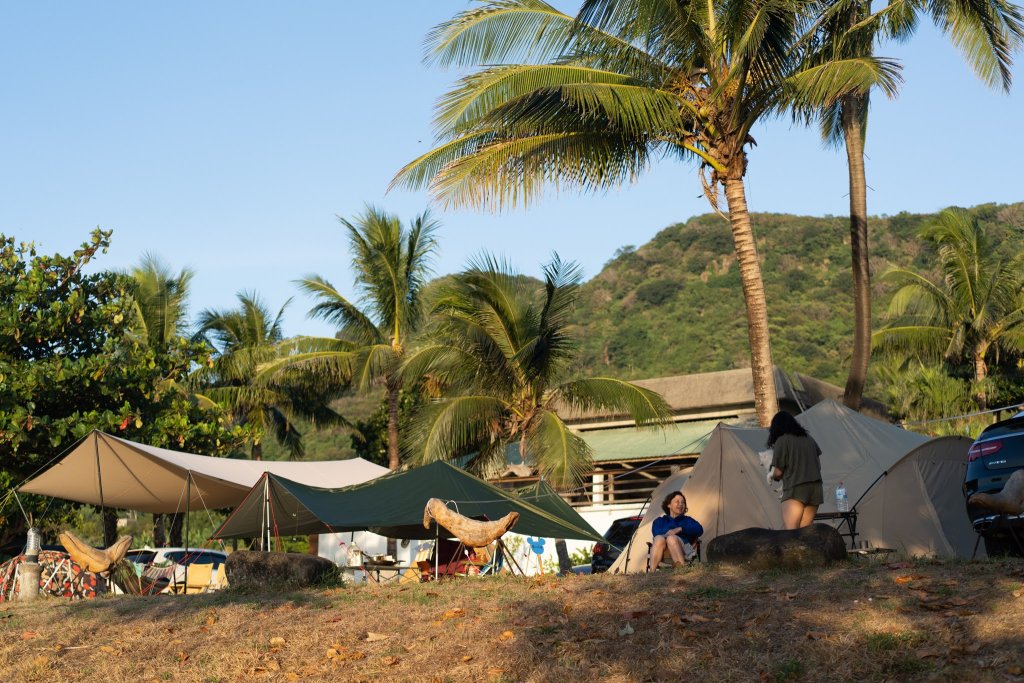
[1,2,1021,338]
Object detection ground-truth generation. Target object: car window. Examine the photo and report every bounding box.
[605,519,641,547]
[163,550,225,566]
[126,550,156,565]
[979,420,1024,439]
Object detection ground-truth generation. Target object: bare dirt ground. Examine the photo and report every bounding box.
[1,557,1023,682]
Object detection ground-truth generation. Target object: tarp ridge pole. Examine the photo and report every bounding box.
[184,472,191,592]
[266,475,274,557]
[94,433,106,540]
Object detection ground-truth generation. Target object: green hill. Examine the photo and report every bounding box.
[572,202,1024,385]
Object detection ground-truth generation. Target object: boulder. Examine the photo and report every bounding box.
[705,524,847,570]
[225,551,338,589]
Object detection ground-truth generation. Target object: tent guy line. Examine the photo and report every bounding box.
[898,400,1024,428]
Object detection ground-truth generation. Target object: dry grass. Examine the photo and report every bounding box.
[1,557,1023,682]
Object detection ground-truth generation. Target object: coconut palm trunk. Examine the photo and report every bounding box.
[386,383,401,557]
[973,345,990,409]
[723,173,778,427]
[386,384,401,471]
[842,92,871,411]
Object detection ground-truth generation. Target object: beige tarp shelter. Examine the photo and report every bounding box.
[18,430,389,514]
[610,401,969,573]
[856,436,982,558]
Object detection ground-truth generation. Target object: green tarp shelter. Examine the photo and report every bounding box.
[210,461,603,543]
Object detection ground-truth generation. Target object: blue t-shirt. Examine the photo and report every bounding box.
[651,514,703,543]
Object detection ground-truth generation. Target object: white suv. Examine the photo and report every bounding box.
[124,547,229,592]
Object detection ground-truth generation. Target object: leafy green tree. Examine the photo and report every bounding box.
[393,0,897,426]
[873,208,1024,409]
[0,231,246,549]
[797,0,1023,411]
[404,255,672,489]
[196,292,345,460]
[287,206,440,471]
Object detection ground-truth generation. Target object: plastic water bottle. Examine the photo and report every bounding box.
[836,482,849,512]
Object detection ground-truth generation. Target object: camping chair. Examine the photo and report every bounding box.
[645,537,701,571]
[171,563,214,594]
[402,542,435,584]
[211,563,228,591]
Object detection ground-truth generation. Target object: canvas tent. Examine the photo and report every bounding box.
[796,400,929,505]
[609,400,967,573]
[18,430,389,514]
[856,436,981,558]
[210,461,604,543]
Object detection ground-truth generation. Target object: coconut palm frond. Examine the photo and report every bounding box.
[553,377,673,426]
[524,411,592,490]
[407,395,508,465]
[426,0,577,67]
[294,275,383,346]
[872,324,951,358]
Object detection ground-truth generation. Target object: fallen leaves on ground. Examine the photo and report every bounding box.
[895,574,927,584]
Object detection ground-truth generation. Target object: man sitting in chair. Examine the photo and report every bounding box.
[650,492,703,570]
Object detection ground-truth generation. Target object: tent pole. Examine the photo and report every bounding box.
[621,493,652,575]
[94,434,106,541]
[262,476,270,552]
[184,473,191,592]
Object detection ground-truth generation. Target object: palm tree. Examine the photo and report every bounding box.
[799,0,1023,411]
[405,254,672,490]
[872,357,981,436]
[126,255,194,546]
[128,254,194,348]
[873,208,1024,410]
[288,206,440,471]
[393,0,897,426]
[196,292,345,460]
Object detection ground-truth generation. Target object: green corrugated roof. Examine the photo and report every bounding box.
[578,418,732,462]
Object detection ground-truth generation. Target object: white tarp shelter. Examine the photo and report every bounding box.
[18,430,389,514]
[610,401,971,572]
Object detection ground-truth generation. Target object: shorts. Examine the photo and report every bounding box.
[783,480,823,506]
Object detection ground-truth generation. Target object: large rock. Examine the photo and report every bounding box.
[225,551,338,589]
[705,524,847,570]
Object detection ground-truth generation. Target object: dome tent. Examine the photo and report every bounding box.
[609,401,972,572]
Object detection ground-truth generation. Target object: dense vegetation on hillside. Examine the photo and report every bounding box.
[572,202,1024,385]
[268,201,1023,461]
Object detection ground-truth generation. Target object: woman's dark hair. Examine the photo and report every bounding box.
[766,410,808,447]
[661,491,686,515]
